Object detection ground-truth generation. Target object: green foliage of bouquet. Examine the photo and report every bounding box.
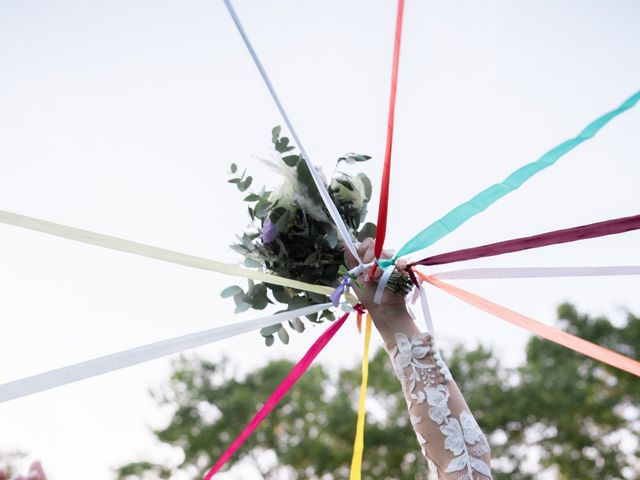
[222,127,408,346]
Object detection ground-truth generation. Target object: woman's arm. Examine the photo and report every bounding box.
[347,239,492,479]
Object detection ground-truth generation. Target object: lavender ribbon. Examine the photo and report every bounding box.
[331,276,352,307]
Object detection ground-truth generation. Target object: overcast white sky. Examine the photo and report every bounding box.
[1,1,639,478]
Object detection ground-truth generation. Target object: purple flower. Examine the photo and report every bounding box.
[261,218,278,244]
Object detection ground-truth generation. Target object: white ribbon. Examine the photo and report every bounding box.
[0,303,333,403]
[222,0,362,266]
[348,262,375,278]
[373,265,396,305]
[433,266,640,280]
[417,286,435,335]
[409,280,435,334]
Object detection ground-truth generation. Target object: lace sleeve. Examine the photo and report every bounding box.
[387,331,492,479]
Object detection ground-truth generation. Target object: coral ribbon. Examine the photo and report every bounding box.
[380,90,640,268]
[418,272,640,378]
[412,214,640,267]
[203,312,350,479]
[374,0,406,261]
[349,313,372,480]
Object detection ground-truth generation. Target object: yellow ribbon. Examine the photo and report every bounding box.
[0,209,357,303]
[349,313,372,480]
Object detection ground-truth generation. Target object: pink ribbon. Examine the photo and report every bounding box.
[203,312,350,478]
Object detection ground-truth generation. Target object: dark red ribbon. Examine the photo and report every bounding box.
[411,214,640,267]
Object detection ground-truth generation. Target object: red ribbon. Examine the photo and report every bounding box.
[411,214,640,268]
[203,312,350,479]
[373,0,406,271]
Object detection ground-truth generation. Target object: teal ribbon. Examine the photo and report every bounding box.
[380,90,640,268]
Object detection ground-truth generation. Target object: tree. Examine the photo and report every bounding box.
[117,304,640,479]
[0,451,26,478]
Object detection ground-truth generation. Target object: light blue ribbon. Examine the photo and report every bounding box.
[380,90,640,268]
[222,0,363,266]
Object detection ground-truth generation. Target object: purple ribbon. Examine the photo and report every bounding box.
[411,214,640,267]
[330,276,352,307]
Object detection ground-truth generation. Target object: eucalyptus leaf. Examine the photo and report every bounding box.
[234,301,252,314]
[254,202,271,219]
[275,211,290,232]
[357,173,372,201]
[233,291,246,306]
[260,324,282,336]
[321,310,336,321]
[326,229,338,249]
[271,285,293,304]
[244,257,263,269]
[271,125,281,144]
[296,161,320,201]
[308,291,330,304]
[358,222,377,242]
[230,244,249,255]
[244,193,260,202]
[282,155,299,167]
[264,335,275,346]
[241,234,255,251]
[220,285,243,298]
[277,327,290,344]
[276,137,294,153]
[292,318,305,332]
[230,163,238,173]
[238,176,253,192]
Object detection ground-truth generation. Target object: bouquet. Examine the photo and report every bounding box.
[222,127,411,345]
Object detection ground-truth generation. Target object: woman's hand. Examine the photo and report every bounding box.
[345,238,418,345]
[344,237,406,312]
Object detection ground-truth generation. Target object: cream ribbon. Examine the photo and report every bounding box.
[0,209,360,303]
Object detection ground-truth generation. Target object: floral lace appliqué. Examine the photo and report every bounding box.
[428,389,492,479]
[391,333,437,396]
[390,332,492,479]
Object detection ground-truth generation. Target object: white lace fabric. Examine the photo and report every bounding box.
[388,332,492,480]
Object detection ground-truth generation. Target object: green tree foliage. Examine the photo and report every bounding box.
[117,304,639,479]
[0,450,26,478]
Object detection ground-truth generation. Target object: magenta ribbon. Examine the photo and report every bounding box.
[411,214,640,267]
[203,312,350,479]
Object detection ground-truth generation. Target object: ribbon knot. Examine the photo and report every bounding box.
[330,276,352,307]
[354,303,367,334]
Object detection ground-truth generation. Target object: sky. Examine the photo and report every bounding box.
[0,0,639,478]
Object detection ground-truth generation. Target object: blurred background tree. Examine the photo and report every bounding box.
[0,451,26,478]
[117,304,640,479]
